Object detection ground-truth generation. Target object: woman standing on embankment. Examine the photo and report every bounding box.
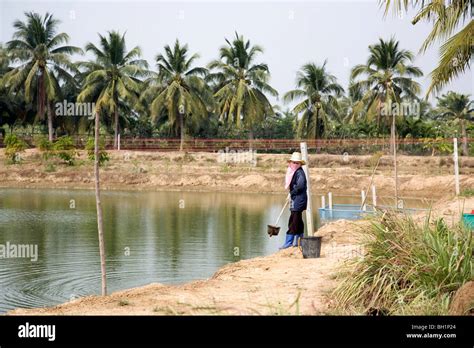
[280,152,307,249]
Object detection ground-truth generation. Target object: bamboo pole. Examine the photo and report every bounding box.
[392,114,399,203]
[94,109,107,296]
[453,138,460,196]
[372,185,377,207]
[360,155,381,210]
[300,142,315,236]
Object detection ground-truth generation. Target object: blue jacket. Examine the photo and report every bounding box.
[289,167,307,212]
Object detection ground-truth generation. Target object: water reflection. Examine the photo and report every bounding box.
[0,189,290,313]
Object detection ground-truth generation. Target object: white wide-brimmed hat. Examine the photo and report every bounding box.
[287,152,306,165]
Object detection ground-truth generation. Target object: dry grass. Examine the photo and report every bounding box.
[333,211,473,315]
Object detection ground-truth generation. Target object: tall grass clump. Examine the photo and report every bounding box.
[334,212,473,315]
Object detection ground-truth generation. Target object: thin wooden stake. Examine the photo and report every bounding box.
[300,142,315,236]
[453,138,460,196]
[372,185,377,208]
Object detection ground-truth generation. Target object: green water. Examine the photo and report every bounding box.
[0,188,297,313]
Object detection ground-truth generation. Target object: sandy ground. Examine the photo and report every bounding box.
[1,149,474,199]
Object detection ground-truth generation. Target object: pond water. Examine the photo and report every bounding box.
[0,188,430,313]
[0,188,300,313]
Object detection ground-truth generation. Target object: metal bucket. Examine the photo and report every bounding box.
[301,236,322,258]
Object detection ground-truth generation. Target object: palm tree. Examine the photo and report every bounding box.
[382,0,473,96]
[0,43,10,104]
[78,31,148,149]
[0,43,8,76]
[284,61,344,141]
[0,45,33,133]
[147,40,213,151]
[0,44,13,130]
[337,83,366,126]
[208,32,278,145]
[5,12,82,141]
[351,38,422,201]
[351,38,423,127]
[436,91,473,156]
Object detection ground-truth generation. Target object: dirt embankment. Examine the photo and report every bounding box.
[1,149,473,199]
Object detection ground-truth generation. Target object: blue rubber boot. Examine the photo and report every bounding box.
[293,233,304,247]
[279,234,295,249]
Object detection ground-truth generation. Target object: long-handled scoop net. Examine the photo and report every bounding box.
[267,194,290,237]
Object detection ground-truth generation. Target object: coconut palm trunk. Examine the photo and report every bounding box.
[179,112,184,152]
[38,69,51,141]
[460,119,469,156]
[94,109,107,296]
[248,128,254,151]
[47,102,54,141]
[315,106,321,153]
[113,108,119,150]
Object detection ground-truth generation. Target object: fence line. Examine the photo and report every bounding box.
[1,135,472,153]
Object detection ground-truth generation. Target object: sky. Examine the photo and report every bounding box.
[1,0,472,107]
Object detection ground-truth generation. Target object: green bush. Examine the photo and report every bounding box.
[33,135,77,165]
[52,136,77,165]
[334,212,473,315]
[460,188,474,197]
[85,137,109,166]
[422,137,453,156]
[4,134,28,163]
[34,135,53,161]
[34,135,52,151]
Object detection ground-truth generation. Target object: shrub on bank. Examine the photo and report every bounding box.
[36,136,77,165]
[85,137,109,166]
[52,136,77,165]
[460,188,474,197]
[4,134,28,163]
[34,135,52,152]
[333,212,473,315]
